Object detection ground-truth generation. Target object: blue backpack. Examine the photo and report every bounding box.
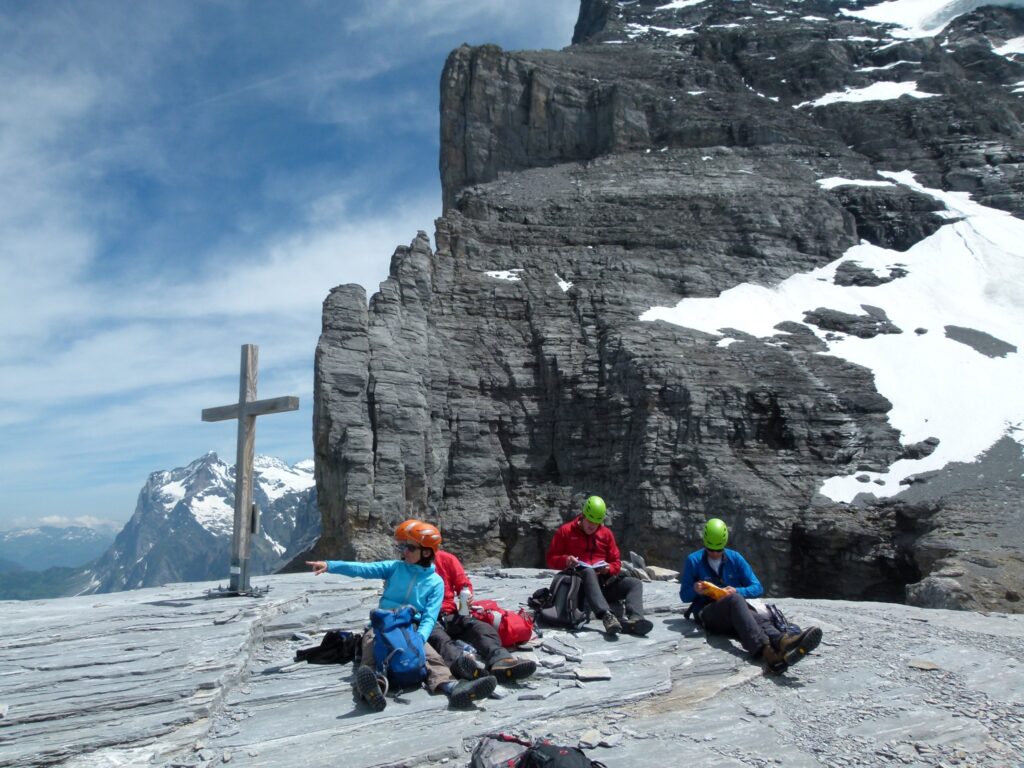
[370,606,427,689]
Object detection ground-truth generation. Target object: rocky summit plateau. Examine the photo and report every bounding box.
[306,0,1024,614]
[1,571,1022,767]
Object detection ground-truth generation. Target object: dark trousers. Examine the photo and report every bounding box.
[699,592,781,654]
[577,569,646,619]
[429,613,511,668]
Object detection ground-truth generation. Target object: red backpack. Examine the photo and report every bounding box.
[470,599,535,647]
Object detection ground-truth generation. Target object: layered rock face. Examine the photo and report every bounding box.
[310,0,1024,610]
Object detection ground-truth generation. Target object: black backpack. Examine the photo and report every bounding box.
[517,743,607,768]
[765,603,801,635]
[294,629,361,665]
[530,570,589,629]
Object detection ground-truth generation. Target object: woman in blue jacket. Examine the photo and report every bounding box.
[308,522,496,711]
[680,518,822,672]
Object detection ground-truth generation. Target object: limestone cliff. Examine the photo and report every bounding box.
[308,0,1024,612]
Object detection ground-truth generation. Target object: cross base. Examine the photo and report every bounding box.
[206,584,272,599]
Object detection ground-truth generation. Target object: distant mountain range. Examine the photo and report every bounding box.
[0,525,117,572]
[0,453,320,600]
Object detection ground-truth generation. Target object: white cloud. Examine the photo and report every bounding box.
[0,1,579,529]
[33,515,120,531]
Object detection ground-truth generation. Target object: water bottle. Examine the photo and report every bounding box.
[458,587,472,616]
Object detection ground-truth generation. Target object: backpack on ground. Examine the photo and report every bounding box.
[530,569,589,630]
[294,629,361,665]
[517,743,607,768]
[370,606,427,689]
[470,599,536,647]
[469,732,533,768]
[765,603,801,636]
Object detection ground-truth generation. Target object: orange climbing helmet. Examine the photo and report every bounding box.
[406,521,443,552]
[394,519,423,542]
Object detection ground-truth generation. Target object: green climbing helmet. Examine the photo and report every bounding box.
[703,518,729,550]
[581,495,607,524]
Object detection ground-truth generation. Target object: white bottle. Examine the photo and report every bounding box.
[458,587,472,616]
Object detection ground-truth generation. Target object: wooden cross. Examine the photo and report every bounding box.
[202,344,299,594]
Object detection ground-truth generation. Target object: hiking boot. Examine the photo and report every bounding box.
[778,626,823,667]
[621,615,653,636]
[451,652,484,680]
[601,612,622,636]
[490,656,537,682]
[447,675,497,708]
[354,665,387,712]
[760,642,788,674]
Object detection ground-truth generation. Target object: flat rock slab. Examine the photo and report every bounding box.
[574,664,612,681]
[1,573,1023,767]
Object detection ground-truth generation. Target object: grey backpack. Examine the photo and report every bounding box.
[531,570,590,629]
[469,733,532,768]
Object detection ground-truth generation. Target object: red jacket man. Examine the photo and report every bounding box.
[546,516,622,575]
[544,496,652,637]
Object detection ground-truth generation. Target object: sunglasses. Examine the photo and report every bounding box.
[398,542,421,552]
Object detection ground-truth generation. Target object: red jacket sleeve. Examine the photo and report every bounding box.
[546,524,571,570]
[449,554,472,594]
[435,551,473,615]
[601,528,622,576]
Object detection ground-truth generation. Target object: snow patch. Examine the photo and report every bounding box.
[555,274,574,292]
[626,23,697,37]
[190,494,234,537]
[839,0,1016,40]
[485,269,524,281]
[656,0,707,9]
[640,171,1024,502]
[254,457,314,503]
[817,177,897,190]
[795,80,938,108]
[995,36,1024,57]
[856,60,918,72]
[159,481,186,510]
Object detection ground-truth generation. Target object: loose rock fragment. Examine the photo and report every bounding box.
[574,665,612,681]
[579,729,602,748]
[518,687,560,701]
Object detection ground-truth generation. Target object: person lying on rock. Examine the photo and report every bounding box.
[679,517,823,672]
[546,495,653,637]
[395,519,537,684]
[306,522,496,711]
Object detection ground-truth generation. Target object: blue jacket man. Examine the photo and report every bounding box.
[680,518,822,673]
[679,547,763,616]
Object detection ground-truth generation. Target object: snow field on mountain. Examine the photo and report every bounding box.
[253,456,314,503]
[841,0,1023,39]
[795,81,938,109]
[189,493,235,537]
[641,172,1024,502]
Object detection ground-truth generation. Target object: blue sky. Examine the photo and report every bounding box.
[0,0,579,531]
